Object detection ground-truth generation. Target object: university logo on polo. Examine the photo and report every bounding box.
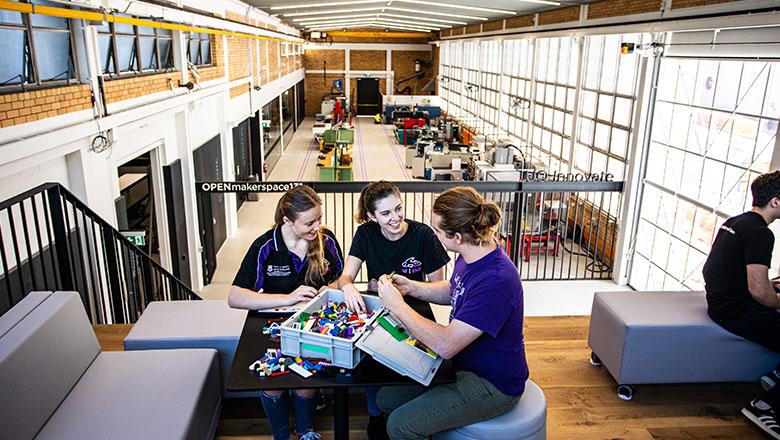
[400,257,422,274]
[267,265,291,277]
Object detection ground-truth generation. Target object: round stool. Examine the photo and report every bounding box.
[432,380,546,440]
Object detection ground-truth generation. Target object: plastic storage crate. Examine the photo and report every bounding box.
[280,289,383,368]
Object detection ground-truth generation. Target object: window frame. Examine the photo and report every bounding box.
[185,31,213,68]
[0,1,80,94]
[97,17,178,79]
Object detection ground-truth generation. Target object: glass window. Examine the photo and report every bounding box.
[0,0,78,91]
[98,16,175,77]
[186,32,212,67]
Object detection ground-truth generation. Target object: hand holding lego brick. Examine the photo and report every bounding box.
[390,273,414,296]
[378,275,404,311]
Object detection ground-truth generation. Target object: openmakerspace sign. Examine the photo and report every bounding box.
[197,181,303,193]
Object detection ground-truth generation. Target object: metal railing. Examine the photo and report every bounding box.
[305,180,624,283]
[0,183,199,324]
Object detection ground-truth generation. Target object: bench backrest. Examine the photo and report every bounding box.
[0,291,100,439]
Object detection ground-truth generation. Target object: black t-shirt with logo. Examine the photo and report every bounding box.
[232,226,344,294]
[703,211,775,319]
[349,219,450,313]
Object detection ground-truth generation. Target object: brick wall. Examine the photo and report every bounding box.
[483,21,504,32]
[392,50,433,95]
[538,5,581,25]
[305,74,345,116]
[198,34,225,82]
[327,30,432,44]
[440,29,451,37]
[350,50,386,71]
[671,0,734,7]
[588,0,661,19]
[0,84,91,128]
[103,71,181,105]
[268,41,280,81]
[230,84,250,99]
[228,35,250,82]
[304,50,345,71]
[505,15,535,29]
[465,24,481,34]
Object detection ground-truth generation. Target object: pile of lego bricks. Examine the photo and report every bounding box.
[298,301,374,339]
[249,348,333,378]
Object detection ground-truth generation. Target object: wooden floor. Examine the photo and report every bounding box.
[94,316,767,440]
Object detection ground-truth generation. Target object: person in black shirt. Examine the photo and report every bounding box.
[336,181,450,440]
[229,185,343,440]
[703,170,780,439]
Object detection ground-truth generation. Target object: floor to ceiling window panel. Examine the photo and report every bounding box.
[630,56,779,291]
[528,37,578,173]
[501,39,534,146]
[461,41,481,129]
[478,40,501,139]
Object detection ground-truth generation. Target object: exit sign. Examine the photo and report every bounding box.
[120,231,146,247]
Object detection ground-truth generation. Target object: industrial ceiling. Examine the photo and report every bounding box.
[242,0,589,33]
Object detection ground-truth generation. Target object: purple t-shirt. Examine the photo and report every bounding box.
[449,245,528,396]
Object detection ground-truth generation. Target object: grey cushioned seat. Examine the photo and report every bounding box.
[588,291,780,391]
[432,380,546,440]
[0,291,221,440]
[37,349,221,440]
[124,299,250,397]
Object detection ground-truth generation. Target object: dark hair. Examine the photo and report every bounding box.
[355,181,402,223]
[274,185,328,284]
[432,187,501,246]
[751,171,780,207]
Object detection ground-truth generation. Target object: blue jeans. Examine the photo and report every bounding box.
[365,386,383,417]
[261,390,317,440]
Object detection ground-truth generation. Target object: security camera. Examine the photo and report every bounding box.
[254,85,261,91]
[179,81,195,90]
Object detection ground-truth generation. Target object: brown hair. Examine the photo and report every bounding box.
[355,181,402,223]
[432,187,501,246]
[274,185,329,285]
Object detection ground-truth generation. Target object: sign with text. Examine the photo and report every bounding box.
[196,181,304,193]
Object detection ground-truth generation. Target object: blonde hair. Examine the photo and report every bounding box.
[432,187,501,246]
[274,186,329,284]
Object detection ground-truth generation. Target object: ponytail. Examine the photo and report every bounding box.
[274,185,329,284]
[355,181,401,223]
[433,187,501,246]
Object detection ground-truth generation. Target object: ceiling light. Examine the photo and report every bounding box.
[517,0,561,5]
[283,7,385,17]
[309,20,436,33]
[294,14,379,22]
[374,18,442,29]
[378,13,467,25]
[302,18,383,26]
[385,7,489,21]
[272,0,515,14]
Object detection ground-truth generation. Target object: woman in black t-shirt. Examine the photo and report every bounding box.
[336,181,449,440]
[229,185,343,440]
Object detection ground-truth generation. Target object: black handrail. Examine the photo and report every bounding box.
[0,182,200,324]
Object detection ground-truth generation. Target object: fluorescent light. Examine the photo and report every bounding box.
[378,13,467,25]
[272,0,386,10]
[283,7,385,17]
[385,7,489,21]
[308,23,431,33]
[364,24,433,33]
[396,0,514,15]
[517,0,561,5]
[374,18,443,29]
[307,20,436,33]
[273,0,515,15]
[294,14,379,22]
[302,18,384,26]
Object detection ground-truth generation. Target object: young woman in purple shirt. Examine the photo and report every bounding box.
[376,186,528,440]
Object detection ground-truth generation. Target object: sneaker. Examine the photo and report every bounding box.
[762,370,780,391]
[367,414,389,440]
[299,431,321,440]
[742,399,780,439]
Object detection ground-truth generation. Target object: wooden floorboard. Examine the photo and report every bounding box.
[93,316,767,439]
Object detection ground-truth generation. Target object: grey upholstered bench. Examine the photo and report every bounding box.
[0,292,221,439]
[588,291,780,400]
[124,299,254,397]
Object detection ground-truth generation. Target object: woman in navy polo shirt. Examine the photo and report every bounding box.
[376,187,527,440]
[229,185,343,440]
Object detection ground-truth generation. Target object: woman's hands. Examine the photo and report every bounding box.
[343,282,367,312]
[289,285,318,305]
[378,275,405,312]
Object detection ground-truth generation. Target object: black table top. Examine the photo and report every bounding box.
[226,303,456,392]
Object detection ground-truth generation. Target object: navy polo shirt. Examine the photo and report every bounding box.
[232,226,344,294]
